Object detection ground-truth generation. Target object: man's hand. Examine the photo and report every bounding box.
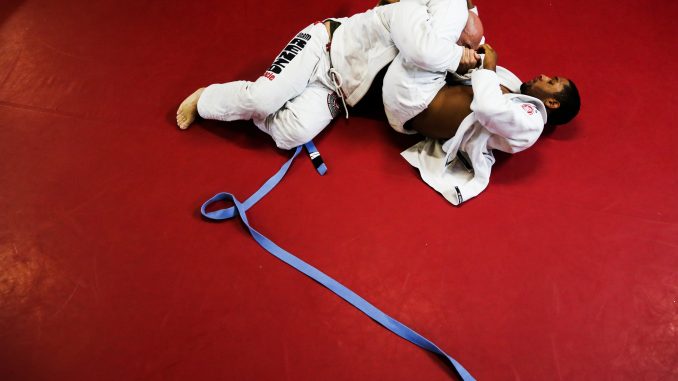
[478,43,497,71]
[456,46,480,75]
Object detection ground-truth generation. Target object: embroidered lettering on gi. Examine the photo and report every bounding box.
[265,33,312,78]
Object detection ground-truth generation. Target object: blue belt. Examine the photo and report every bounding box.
[201,141,475,380]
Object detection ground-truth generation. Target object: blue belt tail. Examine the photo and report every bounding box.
[200,141,474,380]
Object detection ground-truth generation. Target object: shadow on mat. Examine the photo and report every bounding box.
[0,0,23,28]
[542,119,581,141]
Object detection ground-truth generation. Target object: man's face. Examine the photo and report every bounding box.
[520,75,570,99]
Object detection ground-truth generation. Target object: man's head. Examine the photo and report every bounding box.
[458,12,484,50]
[520,75,581,125]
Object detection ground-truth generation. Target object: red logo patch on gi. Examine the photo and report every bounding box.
[327,92,341,118]
[521,103,536,115]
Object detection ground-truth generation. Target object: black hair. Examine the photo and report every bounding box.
[548,80,581,126]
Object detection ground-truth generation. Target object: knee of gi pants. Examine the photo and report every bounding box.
[267,113,319,150]
[263,86,336,150]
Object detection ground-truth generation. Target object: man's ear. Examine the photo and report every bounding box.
[544,98,561,110]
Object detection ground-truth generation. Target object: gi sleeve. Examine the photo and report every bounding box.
[389,1,468,73]
[471,69,545,153]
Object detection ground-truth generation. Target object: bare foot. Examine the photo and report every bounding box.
[176,88,204,130]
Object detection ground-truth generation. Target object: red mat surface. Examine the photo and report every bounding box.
[1,0,677,380]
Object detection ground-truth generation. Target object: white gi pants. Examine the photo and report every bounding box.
[197,22,340,150]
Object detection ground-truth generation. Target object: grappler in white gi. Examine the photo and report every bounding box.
[383,43,581,204]
[176,0,479,150]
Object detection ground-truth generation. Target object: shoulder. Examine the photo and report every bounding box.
[509,94,548,126]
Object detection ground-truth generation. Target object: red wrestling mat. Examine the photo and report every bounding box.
[1,0,677,379]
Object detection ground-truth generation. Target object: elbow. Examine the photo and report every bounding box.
[400,38,451,71]
[408,49,449,72]
[506,133,540,153]
[505,138,533,153]
[473,104,502,123]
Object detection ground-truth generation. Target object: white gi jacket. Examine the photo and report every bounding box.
[196,0,469,151]
[383,6,480,132]
[330,0,468,106]
[400,68,547,205]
